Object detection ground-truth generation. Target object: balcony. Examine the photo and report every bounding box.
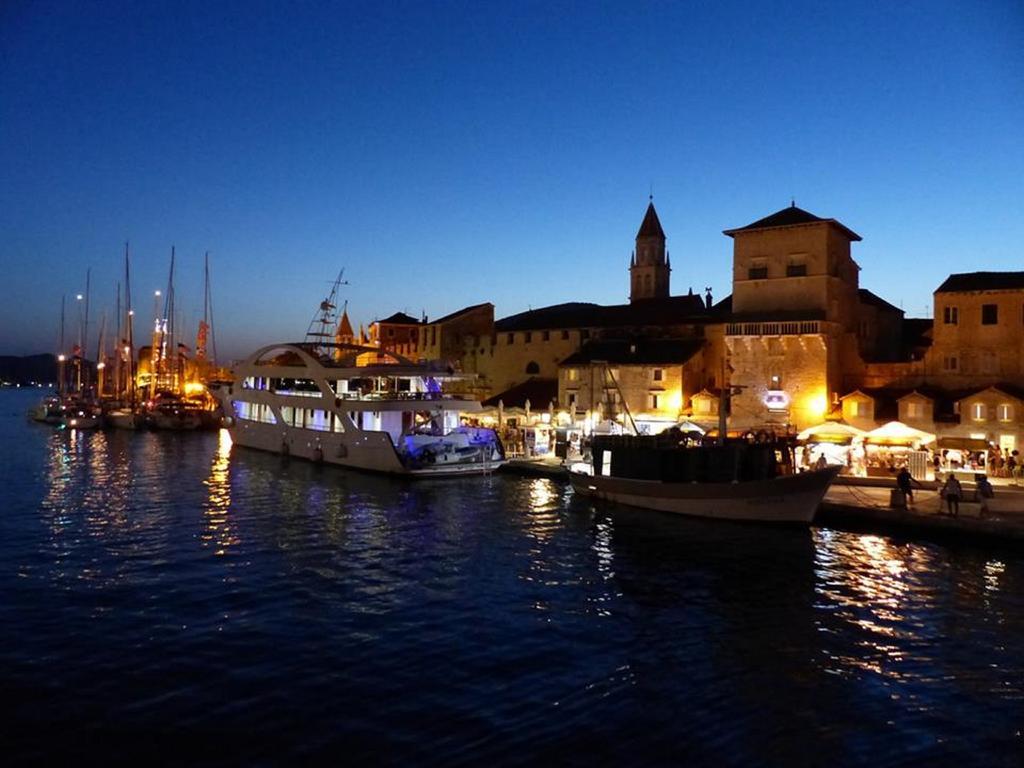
[726,321,821,336]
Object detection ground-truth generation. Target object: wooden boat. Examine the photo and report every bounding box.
[569,435,840,523]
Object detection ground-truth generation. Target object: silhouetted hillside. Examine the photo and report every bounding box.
[0,354,58,385]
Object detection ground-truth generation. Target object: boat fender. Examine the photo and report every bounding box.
[281,440,290,456]
[222,416,235,428]
[313,444,323,463]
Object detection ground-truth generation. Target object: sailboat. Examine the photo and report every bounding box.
[107,243,143,429]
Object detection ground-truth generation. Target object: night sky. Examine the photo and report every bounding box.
[2,1,1022,360]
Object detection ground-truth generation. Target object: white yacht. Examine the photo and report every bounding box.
[220,342,506,476]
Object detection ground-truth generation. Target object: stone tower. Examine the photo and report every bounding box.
[630,200,670,302]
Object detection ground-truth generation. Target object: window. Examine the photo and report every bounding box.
[561,330,569,340]
[506,333,514,344]
[748,266,768,280]
[943,355,958,371]
[998,404,1013,422]
[972,403,987,421]
[652,368,663,382]
[567,368,579,382]
[786,264,807,277]
[906,402,923,419]
[982,304,998,325]
[650,393,660,409]
[567,392,577,406]
[850,401,867,417]
[943,306,958,325]
[525,361,540,375]
[981,351,999,374]
[387,328,394,338]
[542,330,550,341]
[524,332,532,343]
[580,329,590,340]
[769,373,783,389]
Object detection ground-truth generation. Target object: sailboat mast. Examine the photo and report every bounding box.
[125,242,136,406]
[58,294,66,396]
[114,281,122,398]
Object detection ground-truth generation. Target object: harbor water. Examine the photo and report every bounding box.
[2,389,1023,766]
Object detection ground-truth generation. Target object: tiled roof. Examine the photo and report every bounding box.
[934,272,1024,294]
[482,377,558,409]
[379,312,421,325]
[496,295,710,332]
[429,302,493,325]
[858,288,902,314]
[636,201,665,239]
[559,338,704,367]
[723,204,862,241]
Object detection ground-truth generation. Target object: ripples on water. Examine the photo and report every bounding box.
[1,390,1022,766]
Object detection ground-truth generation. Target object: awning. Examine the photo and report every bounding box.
[937,437,990,451]
[797,421,866,444]
[863,421,936,446]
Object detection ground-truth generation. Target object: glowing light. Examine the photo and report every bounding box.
[807,392,829,419]
[58,354,66,362]
[76,294,83,300]
[183,381,206,395]
[155,290,161,297]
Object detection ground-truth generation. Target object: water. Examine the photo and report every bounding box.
[2,389,1023,766]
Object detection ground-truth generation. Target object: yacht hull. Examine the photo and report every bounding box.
[230,419,504,477]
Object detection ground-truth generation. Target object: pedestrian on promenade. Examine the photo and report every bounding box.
[977,475,995,516]
[941,474,962,517]
[895,467,921,506]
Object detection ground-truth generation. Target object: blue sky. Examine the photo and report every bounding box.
[2,0,1022,360]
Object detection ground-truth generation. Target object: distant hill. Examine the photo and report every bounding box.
[0,354,58,385]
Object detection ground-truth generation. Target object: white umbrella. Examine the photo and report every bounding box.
[498,399,504,427]
[797,421,866,441]
[525,398,531,424]
[864,420,936,446]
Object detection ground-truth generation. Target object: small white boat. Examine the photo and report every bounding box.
[569,435,839,523]
[105,407,142,430]
[28,396,64,425]
[220,342,506,477]
[60,398,103,430]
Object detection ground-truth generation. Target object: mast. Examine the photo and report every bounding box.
[58,294,66,396]
[83,267,91,392]
[114,280,122,398]
[125,242,136,406]
[304,268,349,357]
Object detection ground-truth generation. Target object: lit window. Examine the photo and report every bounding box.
[906,402,923,418]
[972,403,987,421]
[998,404,1013,421]
[982,304,998,325]
[567,368,578,382]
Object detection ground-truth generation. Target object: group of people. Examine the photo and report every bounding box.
[896,467,994,517]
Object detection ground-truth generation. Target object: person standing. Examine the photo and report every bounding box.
[941,474,963,517]
[896,467,920,507]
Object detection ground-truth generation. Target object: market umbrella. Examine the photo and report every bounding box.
[864,420,936,446]
[498,399,504,427]
[525,398,531,424]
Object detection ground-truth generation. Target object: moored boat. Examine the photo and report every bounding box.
[569,434,839,523]
[220,342,506,476]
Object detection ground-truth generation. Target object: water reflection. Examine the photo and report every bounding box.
[202,428,236,555]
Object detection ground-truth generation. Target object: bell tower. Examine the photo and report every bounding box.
[630,199,670,302]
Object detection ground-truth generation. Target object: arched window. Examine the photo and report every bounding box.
[525,361,540,375]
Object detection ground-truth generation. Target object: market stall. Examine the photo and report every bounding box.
[861,421,935,478]
[796,421,866,473]
[935,436,991,481]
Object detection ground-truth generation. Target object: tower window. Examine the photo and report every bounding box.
[561,330,569,340]
[748,266,768,280]
[943,355,958,371]
[507,333,514,344]
[943,306,958,325]
[542,330,550,341]
[786,264,807,277]
[982,304,998,325]
[525,361,540,375]
[524,332,532,343]
[652,368,663,381]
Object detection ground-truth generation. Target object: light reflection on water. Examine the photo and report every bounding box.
[2,389,1023,765]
